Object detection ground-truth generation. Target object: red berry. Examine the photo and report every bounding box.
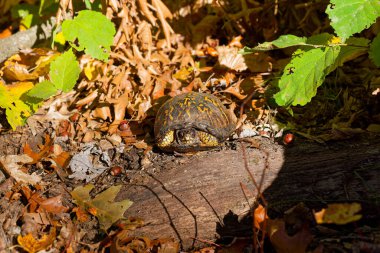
[110,166,123,176]
[283,133,294,145]
[118,120,129,131]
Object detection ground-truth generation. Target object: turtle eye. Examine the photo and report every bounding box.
[177,130,185,138]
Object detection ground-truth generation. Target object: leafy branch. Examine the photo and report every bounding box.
[242,0,380,107]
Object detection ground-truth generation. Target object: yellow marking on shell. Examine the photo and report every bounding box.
[203,95,229,125]
[196,104,211,114]
[185,108,191,117]
[198,131,219,146]
[167,106,174,120]
[182,96,195,107]
[204,95,219,106]
[158,130,174,147]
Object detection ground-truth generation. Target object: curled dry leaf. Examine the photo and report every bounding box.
[0,154,41,184]
[223,79,247,100]
[228,35,243,48]
[138,0,157,26]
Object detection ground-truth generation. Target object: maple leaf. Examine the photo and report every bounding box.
[71,184,133,230]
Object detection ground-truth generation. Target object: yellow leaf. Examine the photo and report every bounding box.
[54,31,66,45]
[18,227,56,253]
[83,59,103,81]
[314,203,362,225]
[173,67,192,81]
[7,82,34,98]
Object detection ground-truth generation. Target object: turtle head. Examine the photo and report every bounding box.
[176,128,197,145]
[157,127,219,152]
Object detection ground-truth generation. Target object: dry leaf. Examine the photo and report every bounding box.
[253,204,268,230]
[223,79,247,100]
[18,227,56,253]
[38,195,69,213]
[0,154,41,184]
[217,46,247,72]
[71,184,133,230]
[314,203,362,225]
[73,207,90,222]
[268,219,313,253]
[23,135,53,163]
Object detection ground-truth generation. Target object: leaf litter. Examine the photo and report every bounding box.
[0,0,379,252]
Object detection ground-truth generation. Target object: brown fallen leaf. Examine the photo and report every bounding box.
[0,154,41,184]
[23,134,53,164]
[38,195,69,213]
[268,219,313,253]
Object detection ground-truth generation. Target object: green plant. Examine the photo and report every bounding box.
[0,8,115,129]
[241,0,380,107]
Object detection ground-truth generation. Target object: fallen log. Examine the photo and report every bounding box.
[120,136,380,249]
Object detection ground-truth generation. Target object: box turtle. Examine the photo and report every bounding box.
[154,92,235,152]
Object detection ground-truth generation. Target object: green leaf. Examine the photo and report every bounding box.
[71,184,133,230]
[11,4,40,29]
[27,81,57,99]
[84,0,102,11]
[62,10,116,61]
[274,46,341,106]
[306,33,334,45]
[239,35,307,54]
[326,0,380,42]
[26,50,80,102]
[272,35,307,48]
[369,33,380,67]
[39,0,59,16]
[334,37,369,67]
[50,50,80,92]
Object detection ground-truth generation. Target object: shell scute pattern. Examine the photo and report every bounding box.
[154,92,235,152]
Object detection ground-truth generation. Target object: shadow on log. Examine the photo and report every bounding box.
[120,136,380,250]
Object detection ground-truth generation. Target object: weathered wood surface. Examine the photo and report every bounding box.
[120,136,380,249]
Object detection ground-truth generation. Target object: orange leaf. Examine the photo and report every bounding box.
[228,35,243,48]
[73,207,90,222]
[88,207,98,216]
[22,186,45,212]
[253,204,268,230]
[0,25,12,39]
[38,195,69,213]
[23,135,53,163]
[52,151,71,169]
[152,80,165,100]
[18,227,56,253]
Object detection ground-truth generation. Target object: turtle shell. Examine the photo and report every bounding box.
[154,92,235,152]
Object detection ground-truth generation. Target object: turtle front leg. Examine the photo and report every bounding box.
[197,131,219,147]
